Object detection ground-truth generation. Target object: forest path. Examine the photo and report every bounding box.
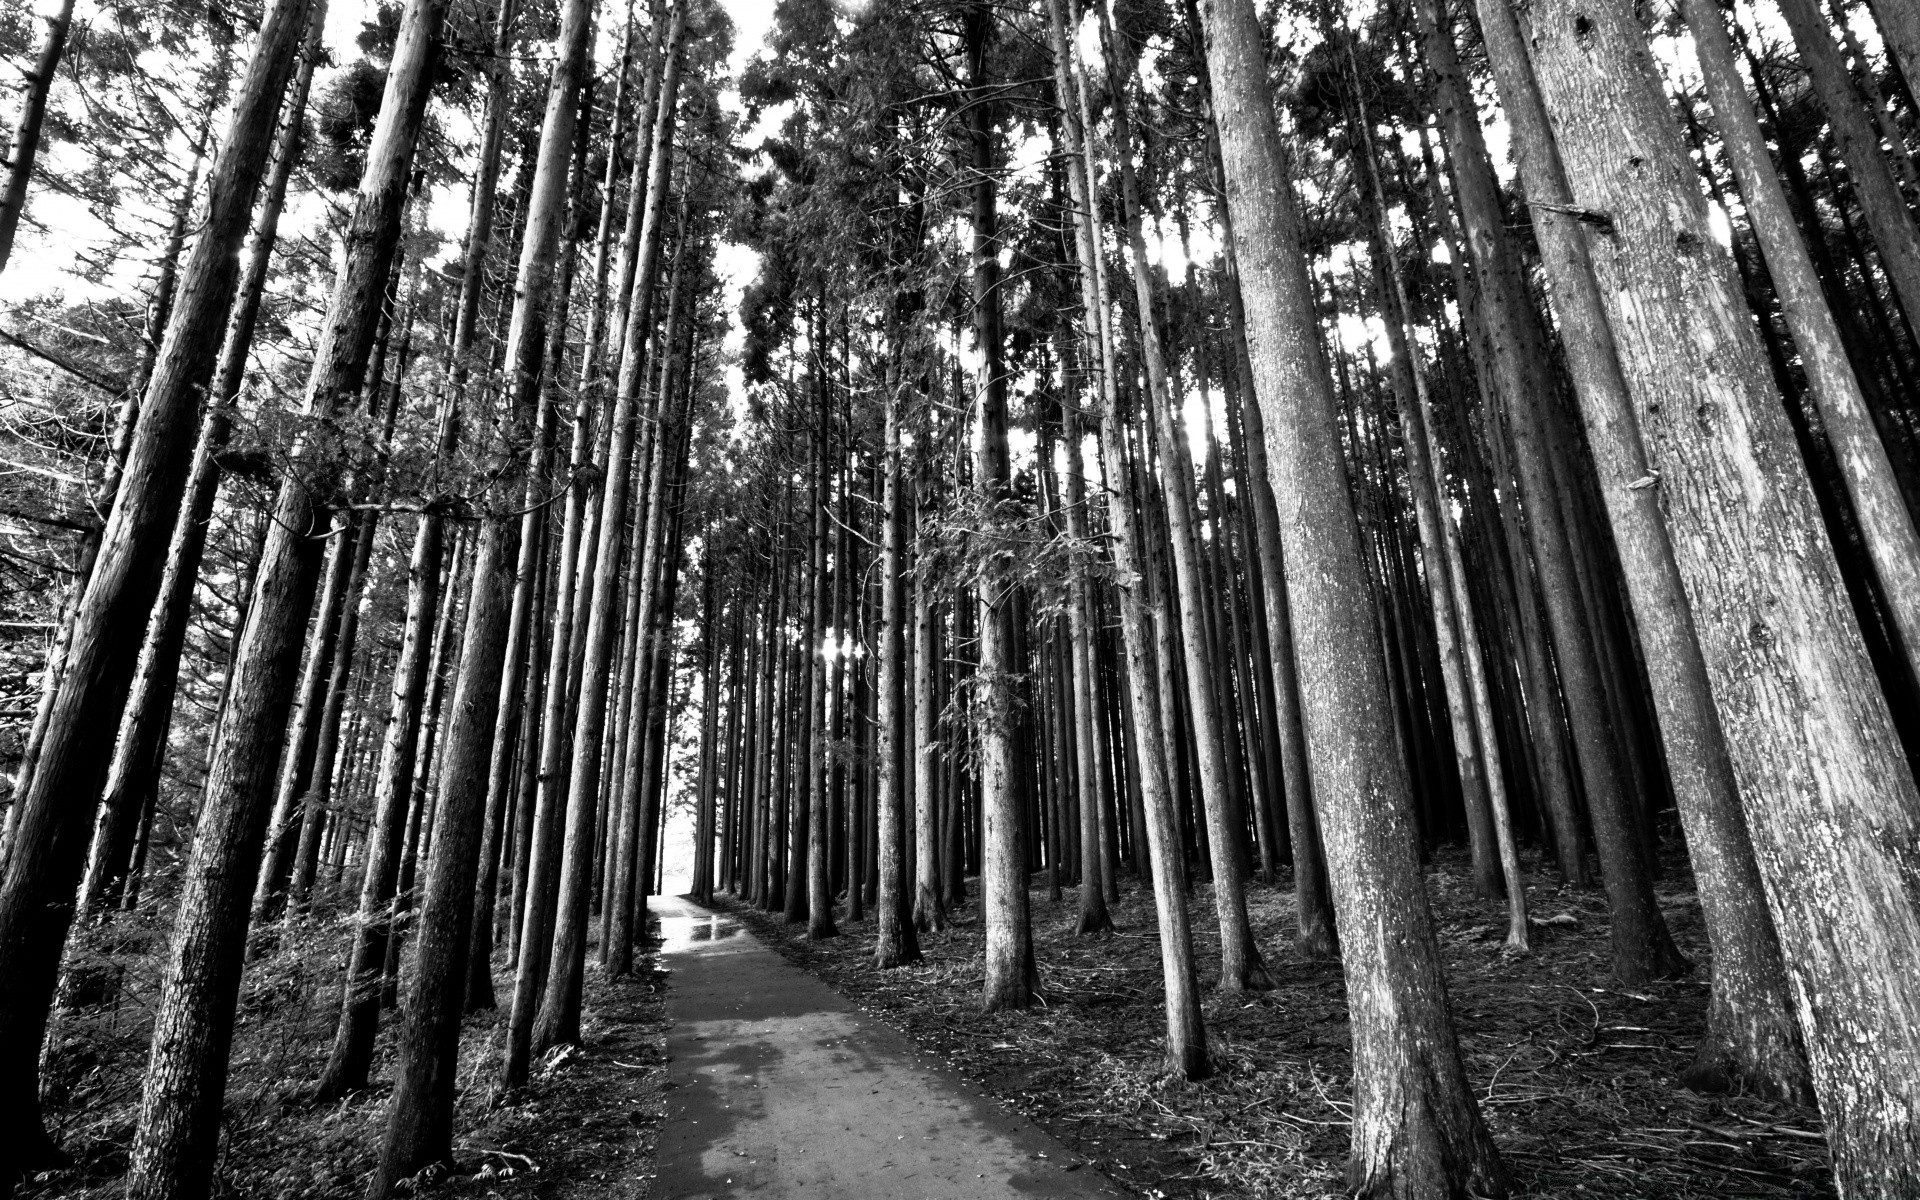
[650,896,1122,1200]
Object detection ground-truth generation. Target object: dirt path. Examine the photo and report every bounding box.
[651,896,1122,1199]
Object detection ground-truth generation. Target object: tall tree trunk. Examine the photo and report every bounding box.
[1514,0,1920,1187]
[966,1,1037,1013]
[81,14,326,914]
[1044,0,1207,1073]
[1775,0,1920,347]
[124,2,443,1194]
[1473,0,1812,1102]
[0,0,75,276]
[1196,0,1507,1191]
[312,505,444,1101]
[523,0,683,1063]
[1059,380,1112,935]
[1094,2,1270,992]
[1685,0,1920,690]
[1177,0,1338,953]
[1414,0,1684,984]
[367,0,594,1187]
[912,498,946,933]
[805,326,838,939]
[874,337,923,967]
[0,1,315,1184]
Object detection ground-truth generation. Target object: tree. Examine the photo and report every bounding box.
[0,1,315,1184]
[1195,0,1507,1190]
[1514,0,1920,1189]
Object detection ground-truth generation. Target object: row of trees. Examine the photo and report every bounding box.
[5,0,1920,1196]
[678,0,1920,1196]
[1,0,739,1197]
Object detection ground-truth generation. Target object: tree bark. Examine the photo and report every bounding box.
[1196,0,1507,1191]
[1685,0,1920,694]
[874,336,923,967]
[125,2,444,1190]
[0,0,315,1183]
[369,0,594,1183]
[524,0,683,1062]
[1775,0,1920,349]
[1514,0,1920,1188]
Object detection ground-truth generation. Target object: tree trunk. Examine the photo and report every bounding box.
[0,0,76,276]
[522,0,683,1063]
[124,4,443,1193]
[965,1,1036,1013]
[1095,2,1270,992]
[874,337,923,967]
[1686,0,1920,693]
[0,0,315,1183]
[1046,0,1207,1075]
[1514,0,1920,1187]
[367,0,593,1185]
[1196,0,1508,1191]
[1775,0,1920,348]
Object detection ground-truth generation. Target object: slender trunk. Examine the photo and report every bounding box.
[1045,0,1205,1073]
[1197,0,1507,1190]
[0,0,76,276]
[875,340,923,967]
[312,508,444,1102]
[125,3,442,1195]
[1775,0,1920,347]
[521,2,683,1064]
[911,502,946,932]
[368,0,593,1188]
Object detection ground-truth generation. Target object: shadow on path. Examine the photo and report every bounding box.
[652,895,1123,1199]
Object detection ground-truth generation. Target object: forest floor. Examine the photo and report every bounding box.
[28,913,671,1200]
[716,845,1837,1200]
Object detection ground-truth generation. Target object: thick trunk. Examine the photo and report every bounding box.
[1686,0,1920,695]
[125,5,444,1193]
[1196,0,1506,1191]
[1514,0,1920,1187]
[0,0,314,1183]
[1476,0,1810,1101]
[82,18,325,915]
[966,3,1036,1013]
[1867,0,1920,100]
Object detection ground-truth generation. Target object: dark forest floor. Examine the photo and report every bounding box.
[716,845,1836,1200]
[27,914,670,1200]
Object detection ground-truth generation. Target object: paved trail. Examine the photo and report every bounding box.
[652,896,1121,1200]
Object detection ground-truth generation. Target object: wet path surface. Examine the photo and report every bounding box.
[651,895,1122,1200]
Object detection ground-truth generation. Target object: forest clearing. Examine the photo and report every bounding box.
[1,0,1917,1196]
